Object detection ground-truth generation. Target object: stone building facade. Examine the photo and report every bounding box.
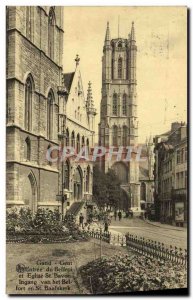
[98,22,140,211]
[139,137,154,210]
[6,6,96,215]
[154,122,187,227]
[59,57,96,214]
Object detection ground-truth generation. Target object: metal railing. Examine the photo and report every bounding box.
[84,228,187,267]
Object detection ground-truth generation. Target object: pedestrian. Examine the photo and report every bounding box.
[79,213,84,229]
[104,221,108,233]
[118,211,122,221]
[114,210,117,221]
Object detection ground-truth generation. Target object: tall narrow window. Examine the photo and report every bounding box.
[112,94,117,115]
[26,6,33,41]
[76,134,80,153]
[112,125,118,146]
[86,166,90,193]
[66,128,69,146]
[86,138,89,153]
[24,137,31,161]
[71,131,75,148]
[122,126,128,146]
[25,77,33,131]
[63,160,70,190]
[47,91,54,140]
[82,136,85,148]
[118,57,122,79]
[48,8,55,60]
[122,94,127,115]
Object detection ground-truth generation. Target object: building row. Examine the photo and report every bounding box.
[154,122,187,227]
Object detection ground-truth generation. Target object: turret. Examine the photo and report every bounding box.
[130,22,137,85]
[102,22,112,82]
[86,81,96,131]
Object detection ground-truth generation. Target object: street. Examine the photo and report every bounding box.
[109,217,187,249]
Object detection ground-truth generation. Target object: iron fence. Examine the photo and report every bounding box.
[84,228,187,268]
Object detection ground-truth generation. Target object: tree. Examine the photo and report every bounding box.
[93,166,122,210]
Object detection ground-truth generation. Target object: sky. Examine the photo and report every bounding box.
[63,6,187,143]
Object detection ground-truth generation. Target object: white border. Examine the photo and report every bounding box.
[0,1,191,299]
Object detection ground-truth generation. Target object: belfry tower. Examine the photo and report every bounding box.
[98,21,140,211]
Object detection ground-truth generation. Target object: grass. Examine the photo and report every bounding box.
[6,239,131,295]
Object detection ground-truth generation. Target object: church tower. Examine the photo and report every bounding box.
[99,21,140,211]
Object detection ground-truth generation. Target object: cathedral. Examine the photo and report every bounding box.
[98,22,141,212]
[6,6,96,215]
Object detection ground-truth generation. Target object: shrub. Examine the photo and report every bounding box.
[80,253,187,294]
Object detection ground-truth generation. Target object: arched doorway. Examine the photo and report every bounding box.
[74,167,82,201]
[112,162,128,184]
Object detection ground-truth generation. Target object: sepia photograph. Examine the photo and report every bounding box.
[6,5,188,295]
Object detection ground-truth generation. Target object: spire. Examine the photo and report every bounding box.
[131,21,135,41]
[105,21,111,42]
[86,81,94,109]
[75,54,80,67]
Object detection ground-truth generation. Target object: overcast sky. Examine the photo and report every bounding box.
[63,6,187,143]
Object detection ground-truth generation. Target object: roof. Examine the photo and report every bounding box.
[63,72,75,91]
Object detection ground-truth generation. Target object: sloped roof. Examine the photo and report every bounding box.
[63,72,75,91]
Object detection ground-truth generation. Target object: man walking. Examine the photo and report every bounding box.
[114,210,117,221]
[118,211,122,221]
[79,213,84,229]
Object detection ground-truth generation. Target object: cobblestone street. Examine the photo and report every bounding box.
[109,217,187,249]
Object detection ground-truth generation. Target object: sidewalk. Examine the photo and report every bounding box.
[144,219,187,231]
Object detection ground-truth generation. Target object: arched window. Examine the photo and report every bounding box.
[25,76,33,131]
[24,137,31,161]
[76,133,80,153]
[140,182,146,201]
[74,167,82,200]
[63,160,70,189]
[118,57,122,79]
[86,138,89,153]
[112,125,118,146]
[48,8,55,60]
[86,166,90,193]
[122,126,128,146]
[66,128,69,146]
[47,91,54,140]
[26,6,33,41]
[112,94,118,115]
[122,94,127,115]
[81,136,85,148]
[71,131,75,148]
[118,42,122,48]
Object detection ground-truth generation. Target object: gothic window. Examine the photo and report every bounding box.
[48,8,55,60]
[47,91,54,140]
[76,133,80,153]
[112,94,118,115]
[140,182,146,201]
[66,128,69,146]
[122,126,128,146]
[118,57,122,79]
[71,131,75,147]
[86,166,90,193]
[118,42,122,48]
[63,160,70,189]
[122,94,127,115]
[112,125,118,146]
[24,137,31,161]
[86,138,89,152]
[111,59,114,79]
[82,136,85,148]
[26,6,33,41]
[25,76,33,131]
